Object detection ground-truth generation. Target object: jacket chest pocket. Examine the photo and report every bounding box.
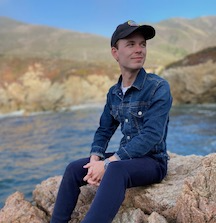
[129,106,147,130]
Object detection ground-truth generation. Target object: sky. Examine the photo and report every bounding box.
[0,0,215,37]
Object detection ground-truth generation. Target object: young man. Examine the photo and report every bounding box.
[51,20,172,223]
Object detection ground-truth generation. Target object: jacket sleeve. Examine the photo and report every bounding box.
[90,91,120,159]
[115,80,172,160]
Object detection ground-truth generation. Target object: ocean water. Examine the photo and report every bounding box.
[0,103,216,208]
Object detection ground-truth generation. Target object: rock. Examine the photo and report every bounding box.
[175,154,216,223]
[1,153,216,223]
[114,208,146,223]
[148,212,168,223]
[0,63,115,114]
[0,191,48,223]
[33,176,62,216]
[161,60,216,105]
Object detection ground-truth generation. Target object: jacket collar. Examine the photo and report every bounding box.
[112,68,147,94]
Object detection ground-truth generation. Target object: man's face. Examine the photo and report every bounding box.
[111,32,147,72]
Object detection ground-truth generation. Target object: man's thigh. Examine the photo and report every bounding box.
[119,156,163,187]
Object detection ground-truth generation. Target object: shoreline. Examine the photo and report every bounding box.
[1,102,216,119]
[1,152,215,222]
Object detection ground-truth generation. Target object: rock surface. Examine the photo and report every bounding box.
[0,153,216,223]
[0,63,115,114]
[0,191,47,223]
[1,47,216,114]
[161,57,216,105]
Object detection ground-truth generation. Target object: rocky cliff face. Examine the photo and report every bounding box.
[0,152,215,223]
[161,47,216,105]
[0,62,115,114]
[0,47,216,114]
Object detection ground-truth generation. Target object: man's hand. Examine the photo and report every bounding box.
[83,156,105,186]
[83,160,105,186]
[83,155,118,186]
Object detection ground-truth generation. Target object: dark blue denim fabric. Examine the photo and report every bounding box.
[51,154,167,223]
[91,68,172,161]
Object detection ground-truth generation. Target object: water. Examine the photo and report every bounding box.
[0,104,216,208]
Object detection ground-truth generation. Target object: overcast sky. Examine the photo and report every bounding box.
[0,0,215,37]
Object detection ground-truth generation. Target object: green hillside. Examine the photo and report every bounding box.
[0,16,216,69]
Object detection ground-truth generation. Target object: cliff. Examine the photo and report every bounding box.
[0,61,116,114]
[0,152,215,223]
[161,47,216,104]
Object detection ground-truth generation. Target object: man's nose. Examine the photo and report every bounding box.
[135,44,143,52]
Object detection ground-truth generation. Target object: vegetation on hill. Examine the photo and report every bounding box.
[0,55,119,86]
[0,16,216,113]
[164,46,216,69]
[0,16,216,70]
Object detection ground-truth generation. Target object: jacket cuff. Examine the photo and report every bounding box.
[90,146,106,159]
[90,152,104,159]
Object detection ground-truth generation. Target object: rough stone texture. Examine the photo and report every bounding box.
[1,153,216,223]
[175,154,216,223]
[1,56,216,114]
[33,175,62,216]
[161,61,216,105]
[0,191,48,223]
[148,212,168,223]
[0,63,114,114]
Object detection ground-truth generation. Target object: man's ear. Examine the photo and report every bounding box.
[111,47,118,61]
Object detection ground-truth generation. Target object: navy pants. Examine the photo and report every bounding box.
[51,154,167,223]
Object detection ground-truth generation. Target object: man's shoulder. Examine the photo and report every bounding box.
[146,72,169,84]
[108,82,119,94]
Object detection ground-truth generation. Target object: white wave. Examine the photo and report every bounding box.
[0,103,105,119]
[0,110,25,119]
[69,102,104,111]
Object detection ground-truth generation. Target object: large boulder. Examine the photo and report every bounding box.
[0,153,216,223]
[161,47,216,105]
[161,61,216,105]
[0,191,48,223]
[175,154,216,223]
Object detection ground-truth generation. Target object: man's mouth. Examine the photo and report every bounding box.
[132,57,143,60]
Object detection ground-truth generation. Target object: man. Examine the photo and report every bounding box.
[51,20,172,223]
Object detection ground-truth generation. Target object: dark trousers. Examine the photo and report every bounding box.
[51,153,167,223]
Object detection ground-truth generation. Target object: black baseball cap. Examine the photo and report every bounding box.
[111,20,155,47]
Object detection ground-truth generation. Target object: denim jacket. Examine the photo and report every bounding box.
[91,68,172,161]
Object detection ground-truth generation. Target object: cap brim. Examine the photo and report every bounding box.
[137,25,155,40]
[111,24,155,47]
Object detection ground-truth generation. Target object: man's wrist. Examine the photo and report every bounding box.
[90,154,100,162]
[104,158,110,170]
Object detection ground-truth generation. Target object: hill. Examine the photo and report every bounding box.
[0,16,216,69]
[150,16,216,67]
[0,16,216,113]
[0,17,112,63]
[164,46,216,69]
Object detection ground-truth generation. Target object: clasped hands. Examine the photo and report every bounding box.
[83,155,105,186]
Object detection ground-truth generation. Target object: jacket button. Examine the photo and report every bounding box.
[125,119,129,123]
[138,111,142,116]
[127,136,130,140]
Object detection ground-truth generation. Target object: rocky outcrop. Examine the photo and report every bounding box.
[0,152,216,223]
[0,63,114,114]
[161,47,216,105]
[1,47,216,113]
[175,154,216,223]
[0,191,48,223]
